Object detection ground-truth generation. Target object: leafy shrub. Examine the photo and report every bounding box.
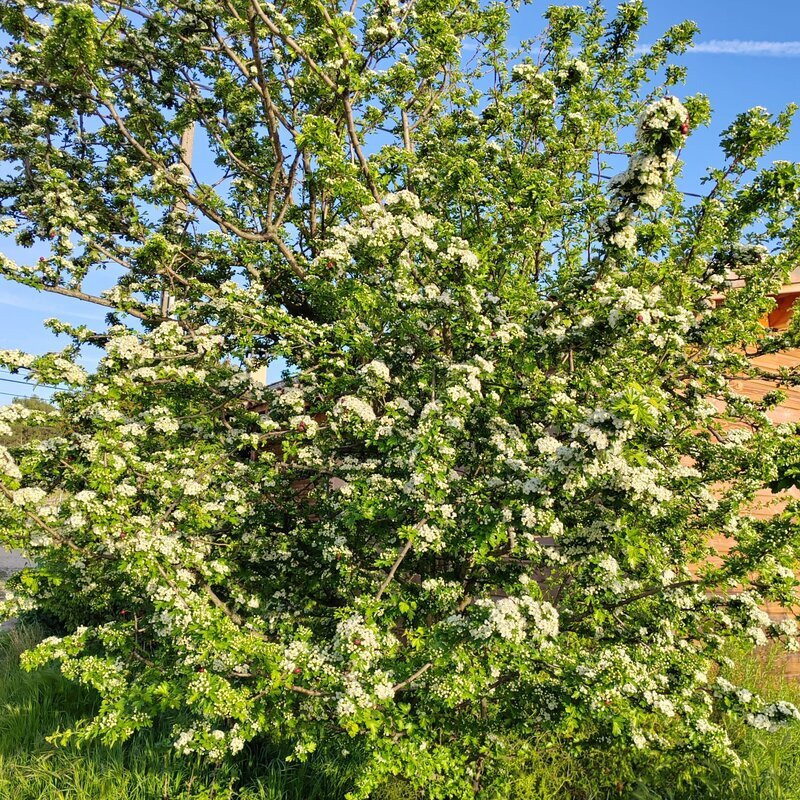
[2,1,800,797]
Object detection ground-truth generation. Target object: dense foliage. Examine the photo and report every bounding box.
[3,627,800,800]
[0,397,61,447]
[2,1,800,796]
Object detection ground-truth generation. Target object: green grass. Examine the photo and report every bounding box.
[498,645,800,800]
[1,625,800,799]
[0,625,354,800]
[635,646,800,800]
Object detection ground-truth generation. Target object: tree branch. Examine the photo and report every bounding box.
[376,538,414,600]
[392,662,433,692]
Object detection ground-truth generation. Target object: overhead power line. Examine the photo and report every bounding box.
[0,376,58,390]
[0,369,64,389]
[0,390,45,400]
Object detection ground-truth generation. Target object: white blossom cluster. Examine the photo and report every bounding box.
[716,677,800,733]
[463,597,559,644]
[600,96,690,250]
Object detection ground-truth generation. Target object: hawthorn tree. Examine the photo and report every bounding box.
[2,0,800,796]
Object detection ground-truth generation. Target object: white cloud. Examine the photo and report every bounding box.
[690,40,800,57]
[638,40,800,57]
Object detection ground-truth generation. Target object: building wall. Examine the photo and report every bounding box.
[724,289,800,676]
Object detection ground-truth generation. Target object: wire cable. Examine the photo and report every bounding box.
[0,390,46,400]
[0,376,57,390]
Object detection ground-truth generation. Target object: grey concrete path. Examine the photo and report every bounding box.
[0,547,29,579]
[0,547,30,631]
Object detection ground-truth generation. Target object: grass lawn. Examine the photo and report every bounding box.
[1,625,800,799]
[0,626,353,800]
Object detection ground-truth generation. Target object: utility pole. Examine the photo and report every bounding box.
[160,124,195,318]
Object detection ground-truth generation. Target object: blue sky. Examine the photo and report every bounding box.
[1,0,799,399]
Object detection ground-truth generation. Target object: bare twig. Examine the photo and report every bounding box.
[376,538,414,600]
[392,662,433,692]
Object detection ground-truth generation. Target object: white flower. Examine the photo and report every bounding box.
[639,188,664,209]
[277,387,306,412]
[182,480,205,496]
[105,334,154,362]
[610,225,637,250]
[152,407,180,434]
[535,436,560,455]
[597,555,619,576]
[570,59,589,77]
[374,682,395,701]
[653,698,675,717]
[12,487,47,506]
[360,359,391,382]
[386,397,415,416]
[0,445,22,479]
[632,730,648,749]
[415,522,444,553]
[334,395,376,424]
[468,597,558,643]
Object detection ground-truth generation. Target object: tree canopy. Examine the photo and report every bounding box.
[2,1,800,796]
